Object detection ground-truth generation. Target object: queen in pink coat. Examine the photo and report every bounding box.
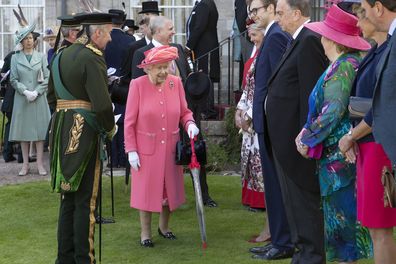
[124,46,199,248]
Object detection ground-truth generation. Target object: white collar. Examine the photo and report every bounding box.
[264,20,275,36]
[292,19,310,39]
[152,39,163,47]
[389,18,396,36]
[145,36,151,45]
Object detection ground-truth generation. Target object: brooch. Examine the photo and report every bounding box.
[169,80,174,89]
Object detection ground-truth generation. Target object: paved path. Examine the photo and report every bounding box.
[0,151,50,186]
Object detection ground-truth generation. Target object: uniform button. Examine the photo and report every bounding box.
[159,89,162,92]
[162,128,165,131]
[161,140,165,144]
[161,114,165,118]
[160,101,164,105]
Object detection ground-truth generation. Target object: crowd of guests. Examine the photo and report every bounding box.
[234,0,396,263]
[1,0,396,263]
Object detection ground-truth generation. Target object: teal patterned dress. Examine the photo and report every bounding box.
[300,53,373,262]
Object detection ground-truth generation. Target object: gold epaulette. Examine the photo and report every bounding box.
[85,43,103,56]
[56,45,67,54]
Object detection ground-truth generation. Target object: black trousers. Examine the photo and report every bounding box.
[56,150,100,264]
[273,153,325,264]
[257,133,293,250]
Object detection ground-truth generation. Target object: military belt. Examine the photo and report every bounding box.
[56,99,92,111]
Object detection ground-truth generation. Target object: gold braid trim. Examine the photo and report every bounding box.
[86,43,103,56]
[88,148,101,263]
[106,125,117,140]
[65,113,85,155]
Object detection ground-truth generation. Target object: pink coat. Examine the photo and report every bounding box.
[124,75,194,212]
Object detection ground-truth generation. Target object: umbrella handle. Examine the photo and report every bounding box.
[189,136,200,169]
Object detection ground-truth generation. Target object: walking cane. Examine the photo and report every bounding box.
[108,140,115,218]
[99,171,102,262]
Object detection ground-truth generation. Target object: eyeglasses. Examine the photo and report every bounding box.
[248,6,266,16]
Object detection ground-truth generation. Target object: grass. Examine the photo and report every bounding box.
[0,175,375,264]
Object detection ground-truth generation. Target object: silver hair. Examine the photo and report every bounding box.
[149,16,171,36]
[61,26,81,38]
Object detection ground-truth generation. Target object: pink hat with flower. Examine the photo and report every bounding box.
[305,4,371,51]
[137,45,179,68]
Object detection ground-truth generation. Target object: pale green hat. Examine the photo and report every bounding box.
[14,23,36,45]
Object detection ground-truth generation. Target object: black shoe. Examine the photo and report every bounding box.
[249,243,273,254]
[158,228,177,240]
[248,207,265,213]
[17,157,36,163]
[140,239,154,248]
[4,156,16,162]
[252,247,294,260]
[95,216,115,224]
[204,198,218,207]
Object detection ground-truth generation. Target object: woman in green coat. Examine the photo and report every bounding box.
[9,24,50,176]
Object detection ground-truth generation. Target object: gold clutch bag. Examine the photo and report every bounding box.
[381,166,396,208]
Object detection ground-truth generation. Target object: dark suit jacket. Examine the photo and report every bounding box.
[372,31,396,164]
[234,0,248,34]
[253,23,290,134]
[266,27,328,192]
[0,51,17,113]
[105,29,135,75]
[186,0,220,80]
[131,42,191,83]
[120,37,148,83]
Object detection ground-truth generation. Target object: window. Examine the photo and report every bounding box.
[0,0,45,63]
[129,0,194,44]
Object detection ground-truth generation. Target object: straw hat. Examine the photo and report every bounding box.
[43,26,59,41]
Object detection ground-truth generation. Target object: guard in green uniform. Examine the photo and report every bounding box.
[48,12,116,264]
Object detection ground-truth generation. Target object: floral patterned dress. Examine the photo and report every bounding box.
[237,53,265,208]
[301,53,372,262]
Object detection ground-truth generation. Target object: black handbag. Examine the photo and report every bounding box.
[348,96,372,119]
[110,79,129,105]
[175,138,207,165]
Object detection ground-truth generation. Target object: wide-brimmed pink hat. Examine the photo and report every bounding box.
[305,4,371,51]
[137,45,179,68]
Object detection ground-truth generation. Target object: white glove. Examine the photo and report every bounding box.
[30,90,38,101]
[23,90,37,102]
[187,123,199,139]
[128,151,140,171]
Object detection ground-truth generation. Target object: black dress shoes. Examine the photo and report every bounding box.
[249,243,273,254]
[95,216,115,224]
[4,156,16,162]
[203,198,218,207]
[252,247,294,260]
[140,239,154,248]
[158,228,177,240]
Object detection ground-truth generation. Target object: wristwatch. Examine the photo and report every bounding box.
[347,130,354,140]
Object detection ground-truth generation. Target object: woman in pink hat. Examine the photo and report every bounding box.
[338,4,396,264]
[124,45,199,248]
[295,4,373,263]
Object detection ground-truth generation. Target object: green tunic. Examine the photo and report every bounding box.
[48,42,115,192]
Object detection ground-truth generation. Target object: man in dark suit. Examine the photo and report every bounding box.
[131,16,217,207]
[120,17,151,84]
[244,0,294,260]
[105,9,135,169]
[186,0,220,81]
[131,16,190,82]
[186,0,220,119]
[362,0,396,165]
[265,0,328,263]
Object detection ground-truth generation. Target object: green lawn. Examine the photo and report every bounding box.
[0,175,375,264]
